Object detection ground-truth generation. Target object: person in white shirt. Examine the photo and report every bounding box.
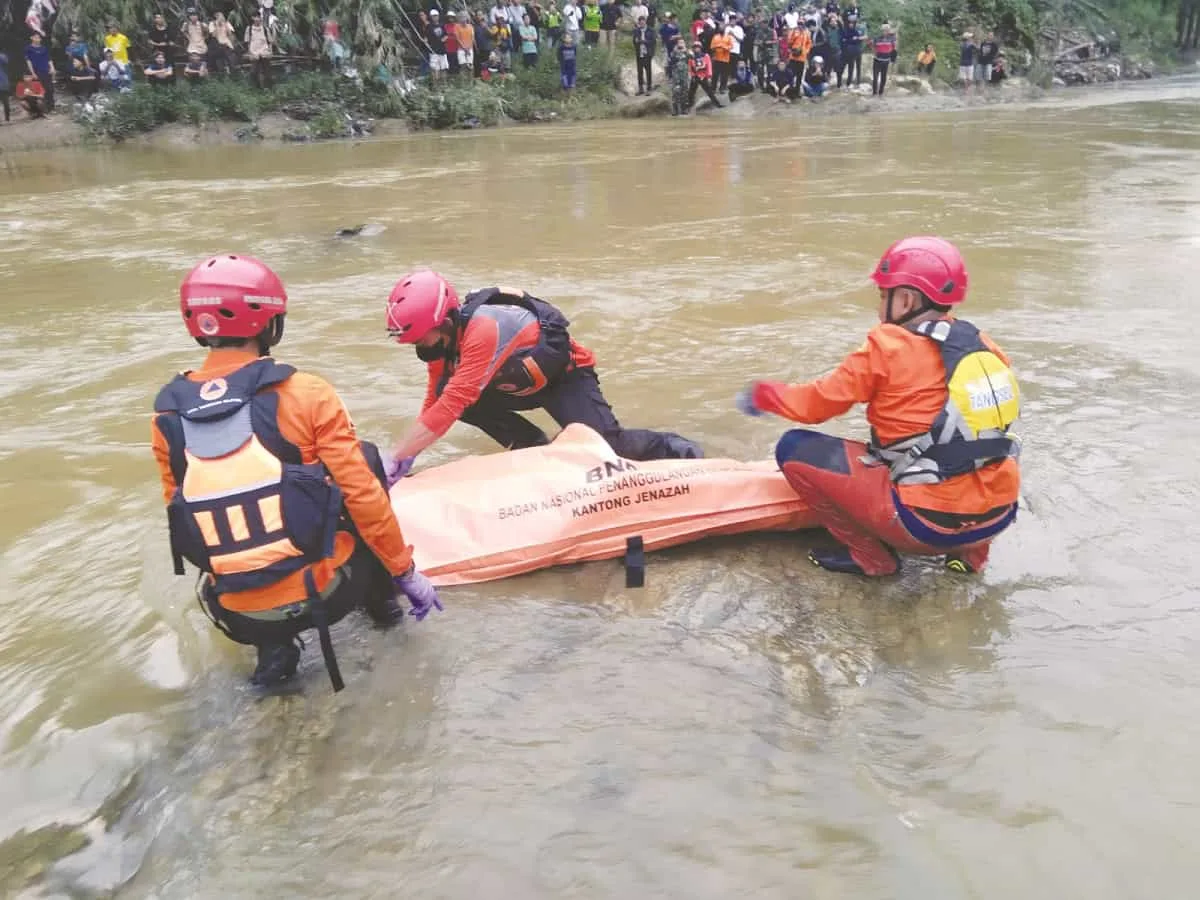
[506,2,526,31]
[489,2,506,24]
[562,0,582,34]
[729,18,744,68]
[630,1,649,23]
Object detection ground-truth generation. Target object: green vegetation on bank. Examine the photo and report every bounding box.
[77,51,622,141]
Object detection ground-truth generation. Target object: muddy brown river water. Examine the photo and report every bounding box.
[1,77,1200,899]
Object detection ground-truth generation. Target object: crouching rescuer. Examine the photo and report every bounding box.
[736,236,1021,576]
[383,270,704,482]
[151,255,443,690]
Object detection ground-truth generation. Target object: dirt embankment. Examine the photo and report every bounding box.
[0,65,1120,155]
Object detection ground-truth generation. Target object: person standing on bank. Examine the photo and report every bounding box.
[150,255,442,690]
[383,271,704,481]
[633,15,656,94]
[736,237,1021,577]
[869,21,896,96]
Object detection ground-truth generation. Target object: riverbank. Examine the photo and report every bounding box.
[0,58,1188,155]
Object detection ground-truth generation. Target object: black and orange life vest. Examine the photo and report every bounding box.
[154,358,344,596]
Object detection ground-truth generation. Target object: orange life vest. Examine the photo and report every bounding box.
[154,358,345,595]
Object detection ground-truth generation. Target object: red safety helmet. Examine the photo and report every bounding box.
[180,254,288,340]
[386,269,460,344]
[870,236,968,306]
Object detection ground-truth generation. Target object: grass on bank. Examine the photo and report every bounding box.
[78,51,622,141]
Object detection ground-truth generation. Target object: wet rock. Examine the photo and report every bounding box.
[233,124,262,143]
[280,129,310,143]
[618,94,671,118]
[891,75,935,95]
[1055,58,1123,84]
[618,59,668,96]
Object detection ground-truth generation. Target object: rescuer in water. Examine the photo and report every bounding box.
[382,270,704,481]
[150,255,442,690]
[736,236,1021,576]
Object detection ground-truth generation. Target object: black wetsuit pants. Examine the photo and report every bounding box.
[207,440,396,648]
[460,366,703,460]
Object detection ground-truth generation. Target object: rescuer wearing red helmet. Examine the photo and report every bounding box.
[382,270,703,478]
[736,236,1022,576]
[149,255,443,691]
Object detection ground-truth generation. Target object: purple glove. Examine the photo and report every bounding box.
[735,386,765,417]
[393,567,443,621]
[385,455,415,489]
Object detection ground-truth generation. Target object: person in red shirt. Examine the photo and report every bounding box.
[687,40,723,108]
[736,237,1021,576]
[382,270,703,480]
[443,10,462,74]
[150,255,442,690]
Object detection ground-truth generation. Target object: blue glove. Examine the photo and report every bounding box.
[393,567,443,621]
[736,385,765,417]
[385,455,415,489]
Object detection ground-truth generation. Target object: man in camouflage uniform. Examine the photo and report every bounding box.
[754,16,778,89]
[670,36,690,115]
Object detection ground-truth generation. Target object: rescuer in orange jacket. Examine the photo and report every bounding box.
[736,236,1021,576]
[150,255,443,691]
[381,269,704,481]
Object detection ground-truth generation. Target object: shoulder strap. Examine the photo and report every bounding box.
[250,383,303,464]
[155,412,188,486]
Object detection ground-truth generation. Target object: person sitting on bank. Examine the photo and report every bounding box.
[382,271,705,483]
[728,59,755,99]
[144,51,175,87]
[65,30,92,67]
[736,236,1021,577]
[67,56,99,100]
[15,75,46,118]
[99,48,132,91]
[803,54,827,98]
[767,59,797,101]
[184,52,209,83]
[150,255,443,690]
[916,43,935,75]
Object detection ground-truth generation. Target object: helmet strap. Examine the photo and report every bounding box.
[885,287,931,326]
[256,315,285,356]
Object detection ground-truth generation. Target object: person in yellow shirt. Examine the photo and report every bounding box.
[490,14,512,70]
[103,23,131,65]
[916,43,936,75]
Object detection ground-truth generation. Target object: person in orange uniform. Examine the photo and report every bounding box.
[382,270,703,481]
[736,236,1021,576]
[708,25,733,92]
[151,255,442,691]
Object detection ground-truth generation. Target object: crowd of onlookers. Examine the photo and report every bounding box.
[0,0,1009,126]
[0,5,283,121]
[413,0,1008,113]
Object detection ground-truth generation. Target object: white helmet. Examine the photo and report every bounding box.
[813,55,823,64]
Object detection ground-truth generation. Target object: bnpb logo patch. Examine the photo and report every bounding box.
[199,378,229,402]
[196,312,221,336]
